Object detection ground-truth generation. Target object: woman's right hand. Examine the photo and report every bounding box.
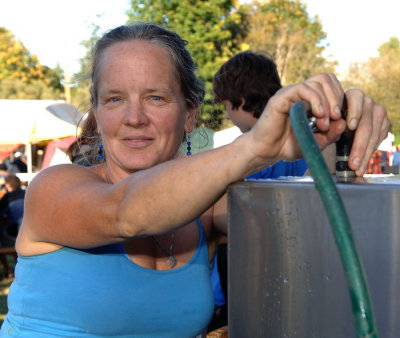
[243,73,347,168]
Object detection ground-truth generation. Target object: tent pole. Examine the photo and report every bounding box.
[26,142,33,173]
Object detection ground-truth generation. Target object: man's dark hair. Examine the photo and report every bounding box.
[5,174,21,190]
[213,51,282,118]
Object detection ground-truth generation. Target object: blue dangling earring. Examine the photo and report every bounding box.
[97,144,104,161]
[186,135,192,156]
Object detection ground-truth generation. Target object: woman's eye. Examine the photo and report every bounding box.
[150,96,163,102]
[110,97,121,103]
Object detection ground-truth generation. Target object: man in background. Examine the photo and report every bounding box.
[0,174,25,278]
[213,50,308,178]
[208,51,309,332]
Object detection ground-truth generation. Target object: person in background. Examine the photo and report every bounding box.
[0,153,28,175]
[213,50,309,179]
[0,174,25,234]
[366,150,382,174]
[0,23,389,337]
[392,145,400,167]
[10,153,27,173]
[0,174,25,278]
[209,50,310,330]
[0,160,9,176]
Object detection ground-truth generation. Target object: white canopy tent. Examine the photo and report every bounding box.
[0,99,82,172]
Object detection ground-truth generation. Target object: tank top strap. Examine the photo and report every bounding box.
[195,218,205,243]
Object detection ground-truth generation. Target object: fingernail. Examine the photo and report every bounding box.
[352,157,361,168]
[319,105,324,115]
[324,117,329,126]
[335,106,341,118]
[349,118,358,130]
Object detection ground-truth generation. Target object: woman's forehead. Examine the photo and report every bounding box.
[102,40,172,67]
[101,40,178,79]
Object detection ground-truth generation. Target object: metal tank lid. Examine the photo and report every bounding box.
[245,174,400,185]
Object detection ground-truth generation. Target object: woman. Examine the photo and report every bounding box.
[1,23,389,337]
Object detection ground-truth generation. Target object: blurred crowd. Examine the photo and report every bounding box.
[366,145,400,174]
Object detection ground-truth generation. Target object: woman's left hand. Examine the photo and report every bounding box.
[344,89,390,175]
[289,74,390,176]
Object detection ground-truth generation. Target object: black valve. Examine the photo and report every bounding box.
[335,97,355,179]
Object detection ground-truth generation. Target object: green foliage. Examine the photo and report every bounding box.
[127,0,249,129]
[0,78,63,100]
[0,26,64,99]
[243,0,336,85]
[70,23,102,112]
[74,0,338,130]
[43,65,64,92]
[343,37,400,139]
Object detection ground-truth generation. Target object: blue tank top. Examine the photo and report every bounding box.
[1,219,214,337]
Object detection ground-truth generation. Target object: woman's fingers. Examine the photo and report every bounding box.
[346,88,366,130]
[314,119,346,150]
[252,72,393,167]
[304,73,344,121]
[349,97,389,175]
[254,74,346,160]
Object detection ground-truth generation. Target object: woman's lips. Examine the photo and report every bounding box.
[122,136,154,148]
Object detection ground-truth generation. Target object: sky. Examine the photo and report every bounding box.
[305,0,400,75]
[0,0,130,74]
[0,0,399,77]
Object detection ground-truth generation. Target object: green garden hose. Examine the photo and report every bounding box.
[289,101,378,338]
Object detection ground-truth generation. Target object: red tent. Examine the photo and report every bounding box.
[40,136,76,169]
[0,144,22,161]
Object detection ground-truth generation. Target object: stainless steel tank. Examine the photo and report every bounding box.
[227,176,400,338]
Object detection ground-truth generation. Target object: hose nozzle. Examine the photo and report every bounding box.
[335,97,355,179]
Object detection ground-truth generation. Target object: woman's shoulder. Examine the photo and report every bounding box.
[25,164,106,204]
[37,163,102,177]
[31,164,103,186]
[17,164,108,256]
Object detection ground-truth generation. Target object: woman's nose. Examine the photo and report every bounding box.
[123,102,149,126]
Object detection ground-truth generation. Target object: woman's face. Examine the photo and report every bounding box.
[95,40,194,176]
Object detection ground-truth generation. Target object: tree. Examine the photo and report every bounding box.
[0,78,63,100]
[0,26,64,99]
[127,0,249,129]
[243,0,336,85]
[70,23,103,112]
[0,27,44,83]
[344,37,400,140]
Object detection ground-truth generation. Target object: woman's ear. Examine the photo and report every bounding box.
[184,107,197,133]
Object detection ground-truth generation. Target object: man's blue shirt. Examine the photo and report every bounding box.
[247,159,307,179]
